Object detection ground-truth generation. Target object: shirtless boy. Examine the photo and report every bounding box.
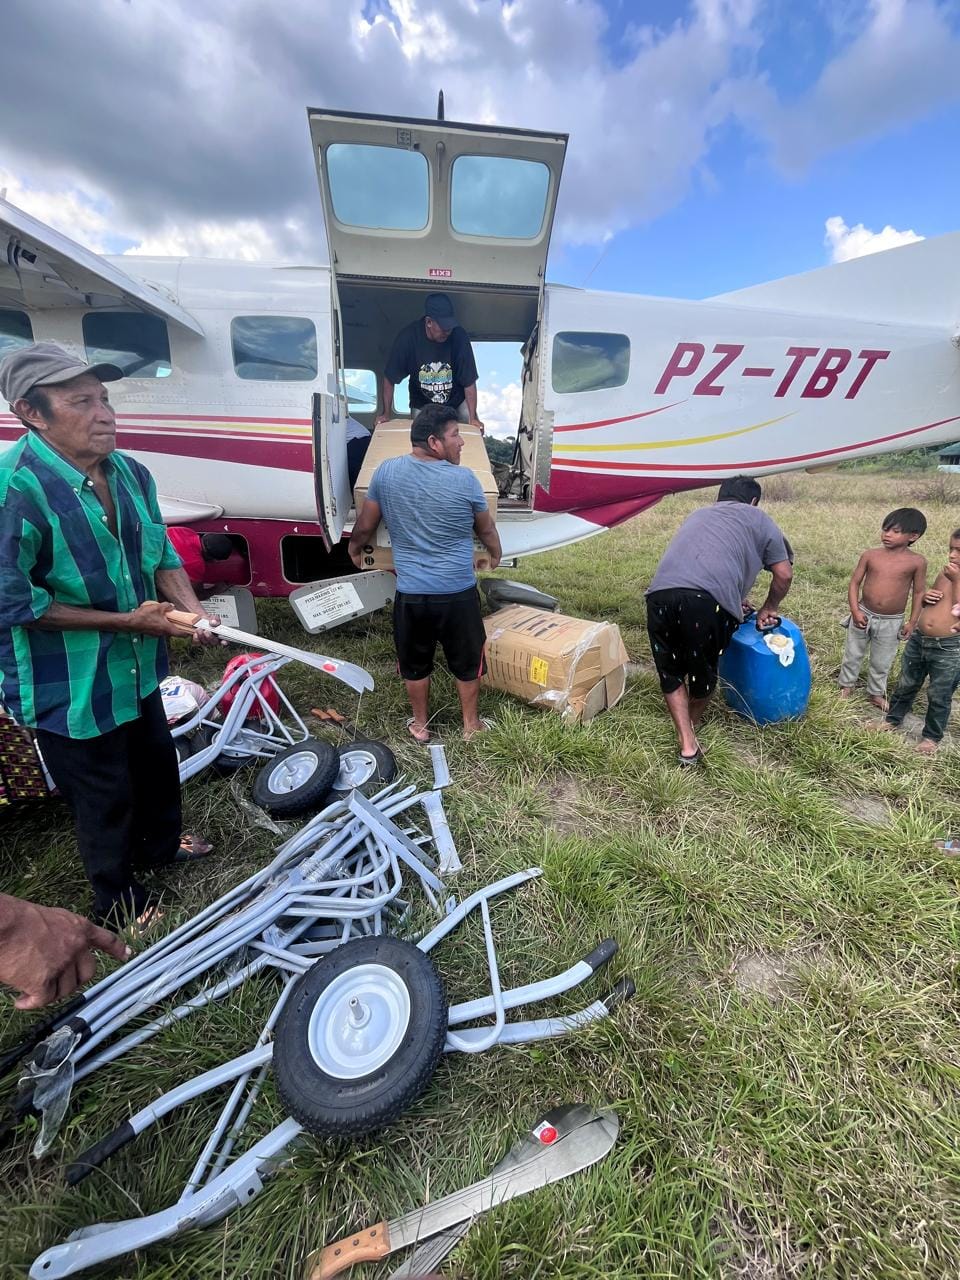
[881,527,960,754]
[839,507,927,709]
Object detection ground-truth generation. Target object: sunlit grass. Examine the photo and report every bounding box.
[1,471,958,1278]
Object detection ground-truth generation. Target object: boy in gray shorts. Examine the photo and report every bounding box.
[839,508,927,709]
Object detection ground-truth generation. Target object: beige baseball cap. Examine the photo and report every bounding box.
[0,341,124,407]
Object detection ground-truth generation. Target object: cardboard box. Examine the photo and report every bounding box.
[358,543,494,574]
[354,420,498,512]
[482,606,629,724]
[354,420,498,573]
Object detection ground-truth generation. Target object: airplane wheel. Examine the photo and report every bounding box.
[251,738,340,815]
[273,936,447,1137]
[331,740,397,798]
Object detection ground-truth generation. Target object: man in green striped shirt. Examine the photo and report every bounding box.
[0,343,216,926]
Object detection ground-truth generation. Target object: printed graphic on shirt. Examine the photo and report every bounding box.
[419,361,454,403]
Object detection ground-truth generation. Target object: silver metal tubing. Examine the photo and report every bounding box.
[443,896,506,1055]
[417,868,543,953]
[447,958,595,1026]
[29,1117,304,1279]
[444,999,611,1052]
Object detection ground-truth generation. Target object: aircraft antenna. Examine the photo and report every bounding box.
[437,90,445,120]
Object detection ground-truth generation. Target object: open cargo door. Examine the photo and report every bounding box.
[306,108,567,291]
[312,390,351,551]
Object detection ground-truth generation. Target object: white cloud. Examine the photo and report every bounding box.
[0,165,295,264]
[824,214,924,263]
[479,380,523,439]
[124,218,295,261]
[748,0,960,174]
[1,0,957,267]
[0,169,115,254]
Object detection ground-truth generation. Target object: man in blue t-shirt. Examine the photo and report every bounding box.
[349,404,501,743]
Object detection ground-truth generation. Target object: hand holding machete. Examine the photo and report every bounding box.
[165,610,375,695]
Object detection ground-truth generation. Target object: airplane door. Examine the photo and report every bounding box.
[313,389,351,551]
[306,108,566,289]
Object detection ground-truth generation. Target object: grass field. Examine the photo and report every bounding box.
[2,471,959,1280]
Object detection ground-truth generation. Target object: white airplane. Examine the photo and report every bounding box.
[2,105,959,600]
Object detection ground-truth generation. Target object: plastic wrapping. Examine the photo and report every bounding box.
[482,606,628,723]
[21,1025,81,1157]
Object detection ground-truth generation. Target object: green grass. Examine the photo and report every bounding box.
[2,471,959,1279]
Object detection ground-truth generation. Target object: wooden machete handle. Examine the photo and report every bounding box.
[166,608,203,628]
[304,1220,390,1279]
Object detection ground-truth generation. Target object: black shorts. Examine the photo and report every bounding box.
[646,588,739,697]
[393,587,487,682]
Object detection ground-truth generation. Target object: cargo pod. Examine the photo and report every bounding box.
[306,107,567,524]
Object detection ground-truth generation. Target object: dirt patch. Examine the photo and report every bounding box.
[714,1205,809,1279]
[544,774,583,836]
[728,949,816,1003]
[835,793,891,826]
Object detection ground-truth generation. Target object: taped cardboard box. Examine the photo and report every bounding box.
[354,420,498,573]
[482,605,629,723]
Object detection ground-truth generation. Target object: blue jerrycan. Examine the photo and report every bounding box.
[719,614,811,725]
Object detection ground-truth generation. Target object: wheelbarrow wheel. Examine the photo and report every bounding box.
[331,739,397,798]
[251,738,339,815]
[273,936,447,1136]
[173,732,197,768]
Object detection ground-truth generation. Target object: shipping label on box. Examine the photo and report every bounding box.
[482,605,629,723]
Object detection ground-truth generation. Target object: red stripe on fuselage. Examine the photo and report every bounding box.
[552,402,684,432]
[0,423,313,470]
[550,414,960,472]
[114,430,314,471]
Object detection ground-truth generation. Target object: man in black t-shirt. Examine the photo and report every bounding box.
[377,293,484,432]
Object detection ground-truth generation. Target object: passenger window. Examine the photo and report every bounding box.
[451,156,549,239]
[341,368,377,414]
[326,144,429,231]
[83,312,172,378]
[551,332,630,393]
[0,309,34,358]
[231,316,318,381]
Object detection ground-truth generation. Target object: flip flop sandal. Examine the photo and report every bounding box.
[463,717,495,741]
[174,831,215,862]
[678,748,704,768]
[933,838,960,855]
[405,718,431,746]
[124,900,166,941]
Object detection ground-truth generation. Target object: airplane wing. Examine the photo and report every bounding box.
[0,197,204,336]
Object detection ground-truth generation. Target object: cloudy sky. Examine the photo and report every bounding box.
[2,0,959,433]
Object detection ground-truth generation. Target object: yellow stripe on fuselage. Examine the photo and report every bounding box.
[552,413,793,454]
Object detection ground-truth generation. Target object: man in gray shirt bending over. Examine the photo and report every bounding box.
[349,404,501,743]
[646,476,793,767]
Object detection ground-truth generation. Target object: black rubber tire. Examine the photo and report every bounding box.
[273,936,447,1137]
[250,738,340,816]
[174,733,197,768]
[331,739,398,798]
[210,747,252,777]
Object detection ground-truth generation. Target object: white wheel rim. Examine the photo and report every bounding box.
[266,751,320,794]
[306,963,411,1080]
[335,747,380,791]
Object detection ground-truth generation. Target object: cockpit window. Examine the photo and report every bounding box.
[0,309,33,359]
[83,311,172,378]
[551,332,631,394]
[326,144,429,231]
[231,316,318,381]
[451,156,550,239]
